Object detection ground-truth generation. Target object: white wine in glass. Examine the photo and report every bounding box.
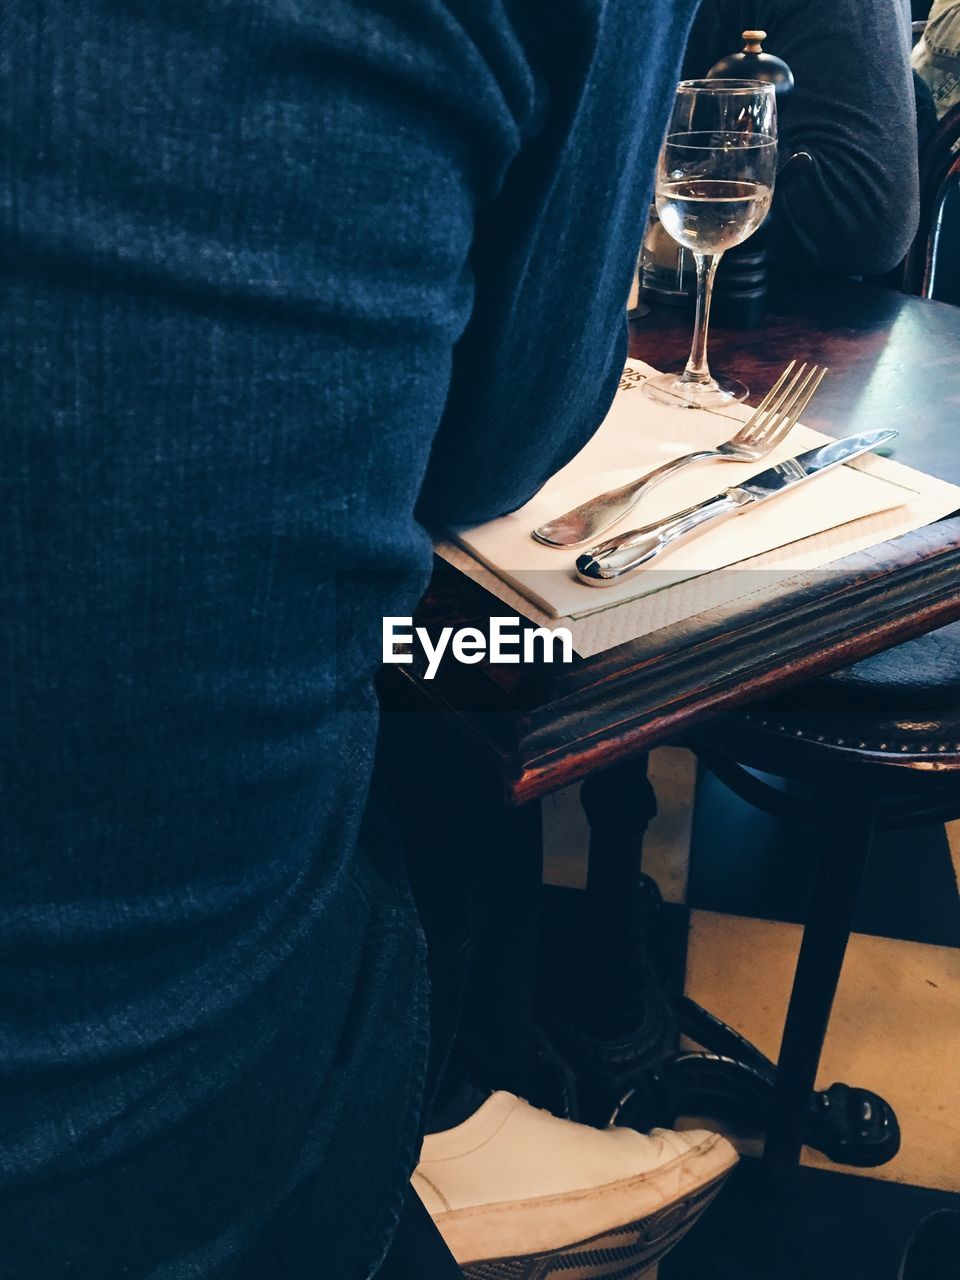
[644,80,777,409]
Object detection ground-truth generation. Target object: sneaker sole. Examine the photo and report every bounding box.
[458,1168,730,1280]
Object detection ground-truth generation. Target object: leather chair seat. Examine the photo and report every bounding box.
[696,619,960,788]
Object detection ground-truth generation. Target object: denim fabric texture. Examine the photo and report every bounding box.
[0,2,694,1276]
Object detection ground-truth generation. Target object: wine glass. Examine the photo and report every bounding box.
[643,79,777,409]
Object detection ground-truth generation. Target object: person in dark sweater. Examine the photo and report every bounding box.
[0,3,738,1279]
[684,0,920,276]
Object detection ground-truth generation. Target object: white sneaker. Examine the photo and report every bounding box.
[412,1092,737,1279]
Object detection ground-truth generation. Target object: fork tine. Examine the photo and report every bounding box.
[750,363,821,445]
[782,365,828,431]
[730,360,803,443]
[761,365,828,449]
[751,359,797,419]
[747,404,801,454]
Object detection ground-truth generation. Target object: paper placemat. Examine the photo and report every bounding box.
[437,359,960,656]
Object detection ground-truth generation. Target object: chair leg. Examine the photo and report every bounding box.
[763,795,879,1186]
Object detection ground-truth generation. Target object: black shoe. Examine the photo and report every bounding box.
[898,1210,960,1280]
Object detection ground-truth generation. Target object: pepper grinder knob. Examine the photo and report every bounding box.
[742,29,767,54]
[706,29,795,94]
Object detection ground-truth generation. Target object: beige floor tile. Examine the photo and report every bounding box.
[541,782,589,890]
[684,910,960,1192]
[947,820,960,894]
[643,748,697,905]
[541,748,696,902]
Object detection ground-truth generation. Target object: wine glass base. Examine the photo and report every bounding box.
[642,370,748,409]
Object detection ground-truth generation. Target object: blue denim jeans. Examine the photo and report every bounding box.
[0,2,694,1275]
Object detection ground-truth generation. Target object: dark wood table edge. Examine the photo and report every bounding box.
[398,518,960,806]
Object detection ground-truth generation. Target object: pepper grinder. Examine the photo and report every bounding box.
[707,28,794,91]
[707,31,794,328]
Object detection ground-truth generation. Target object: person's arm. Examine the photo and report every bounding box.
[686,0,919,276]
[764,0,920,276]
[415,6,700,531]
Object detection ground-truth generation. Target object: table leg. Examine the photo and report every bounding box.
[580,753,659,1031]
[763,795,879,1185]
[540,754,677,1124]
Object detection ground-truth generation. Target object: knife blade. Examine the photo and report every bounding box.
[575,429,898,586]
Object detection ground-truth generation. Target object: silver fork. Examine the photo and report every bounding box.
[532,361,827,548]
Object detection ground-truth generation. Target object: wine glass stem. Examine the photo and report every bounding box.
[684,252,722,384]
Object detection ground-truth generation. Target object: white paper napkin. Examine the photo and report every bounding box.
[453,359,916,620]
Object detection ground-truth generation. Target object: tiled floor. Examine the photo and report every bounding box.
[541,748,960,1280]
[684,912,960,1191]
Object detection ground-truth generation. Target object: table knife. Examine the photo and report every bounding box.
[575,429,898,586]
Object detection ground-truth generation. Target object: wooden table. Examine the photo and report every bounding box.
[400,275,960,806]
[382,273,960,1158]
